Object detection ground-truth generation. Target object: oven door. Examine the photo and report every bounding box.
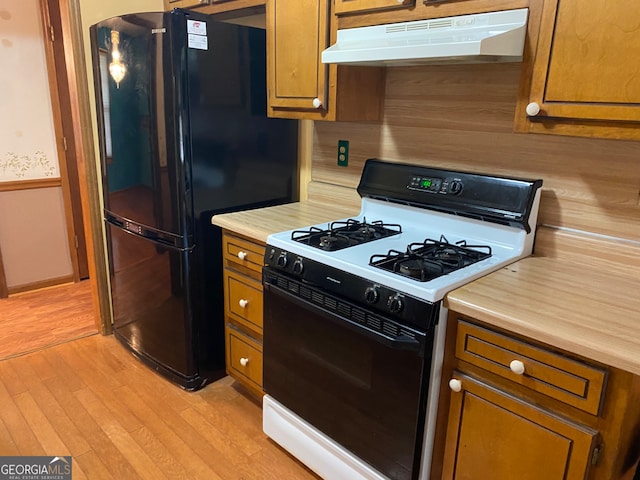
[263,270,434,480]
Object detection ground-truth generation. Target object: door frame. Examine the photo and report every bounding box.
[40,0,112,333]
[42,0,90,281]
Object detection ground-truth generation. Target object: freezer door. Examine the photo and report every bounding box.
[91,12,189,238]
[106,221,196,383]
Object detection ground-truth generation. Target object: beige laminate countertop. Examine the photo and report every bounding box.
[446,228,640,376]
[211,200,359,244]
[213,203,640,377]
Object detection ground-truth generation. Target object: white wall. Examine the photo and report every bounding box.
[0,0,73,289]
[0,0,60,181]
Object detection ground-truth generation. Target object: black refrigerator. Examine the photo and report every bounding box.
[90,10,298,390]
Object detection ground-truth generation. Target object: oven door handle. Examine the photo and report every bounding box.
[265,283,426,355]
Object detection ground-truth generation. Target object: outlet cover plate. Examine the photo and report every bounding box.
[337,140,349,167]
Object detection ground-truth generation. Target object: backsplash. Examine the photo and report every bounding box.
[312,63,640,243]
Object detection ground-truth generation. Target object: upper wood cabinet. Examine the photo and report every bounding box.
[266,0,385,121]
[164,0,209,9]
[267,0,329,113]
[334,0,415,15]
[518,0,640,139]
[164,0,265,13]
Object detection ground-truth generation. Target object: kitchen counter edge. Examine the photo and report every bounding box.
[210,200,360,244]
[445,226,640,376]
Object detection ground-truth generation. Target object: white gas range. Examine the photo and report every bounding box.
[261,159,542,480]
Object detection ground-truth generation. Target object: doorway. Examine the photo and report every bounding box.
[37,0,111,334]
[42,0,89,281]
[0,0,108,349]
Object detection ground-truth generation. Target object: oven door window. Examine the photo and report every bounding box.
[263,280,433,480]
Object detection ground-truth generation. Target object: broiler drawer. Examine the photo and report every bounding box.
[455,320,607,415]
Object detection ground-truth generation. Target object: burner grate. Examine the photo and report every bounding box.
[370,235,492,282]
[291,218,401,251]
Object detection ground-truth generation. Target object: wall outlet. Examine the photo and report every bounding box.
[337,140,349,167]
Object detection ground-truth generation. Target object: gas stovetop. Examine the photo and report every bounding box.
[291,217,493,282]
[265,160,543,304]
[266,199,527,303]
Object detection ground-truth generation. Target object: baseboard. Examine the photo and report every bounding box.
[7,275,75,295]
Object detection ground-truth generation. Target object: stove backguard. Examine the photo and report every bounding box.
[357,159,543,233]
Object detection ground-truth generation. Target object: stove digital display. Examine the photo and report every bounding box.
[408,176,442,193]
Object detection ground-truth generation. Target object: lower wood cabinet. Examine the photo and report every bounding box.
[442,372,599,480]
[222,231,265,398]
[435,314,640,480]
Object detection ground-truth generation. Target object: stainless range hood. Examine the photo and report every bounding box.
[322,8,528,66]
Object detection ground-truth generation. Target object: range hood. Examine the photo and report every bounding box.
[322,8,528,66]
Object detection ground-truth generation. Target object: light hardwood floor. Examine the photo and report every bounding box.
[0,316,320,480]
[0,281,97,360]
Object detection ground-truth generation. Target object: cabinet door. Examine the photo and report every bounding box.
[164,0,209,9]
[267,0,329,113]
[527,0,640,123]
[442,372,599,480]
[334,0,414,15]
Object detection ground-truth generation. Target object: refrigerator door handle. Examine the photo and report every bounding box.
[105,211,192,251]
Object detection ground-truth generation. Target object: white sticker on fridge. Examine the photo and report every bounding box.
[187,19,207,35]
[188,33,208,50]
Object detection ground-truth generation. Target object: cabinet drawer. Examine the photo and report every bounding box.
[225,270,263,332]
[227,327,263,389]
[222,233,265,274]
[456,320,607,415]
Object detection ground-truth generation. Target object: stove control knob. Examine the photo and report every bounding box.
[276,252,288,268]
[364,286,380,304]
[292,258,304,275]
[387,295,404,314]
[450,180,463,195]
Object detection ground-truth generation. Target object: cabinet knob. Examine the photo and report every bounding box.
[239,357,249,367]
[237,251,247,260]
[239,299,248,308]
[312,97,323,109]
[526,102,541,116]
[449,378,462,392]
[510,359,526,375]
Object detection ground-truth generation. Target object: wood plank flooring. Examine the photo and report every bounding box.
[0,329,321,479]
[0,280,97,360]
[0,274,321,478]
